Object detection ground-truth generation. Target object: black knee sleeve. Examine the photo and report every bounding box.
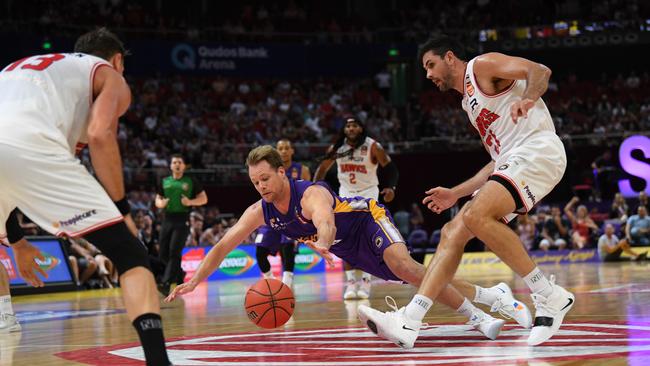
[256,246,271,273]
[84,221,151,275]
[281,243,296,272]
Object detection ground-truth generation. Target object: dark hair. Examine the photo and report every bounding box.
[170,154,185,163]
[74,27,127,61]
[417,33,466,62]
[322,116,367,161]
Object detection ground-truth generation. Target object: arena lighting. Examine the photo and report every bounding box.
[42,41,52,50]
[618,135,650,197]
[388,48,399,57]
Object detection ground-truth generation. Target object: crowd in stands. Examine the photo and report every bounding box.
[96,70,650,189]
[3,0,649,43]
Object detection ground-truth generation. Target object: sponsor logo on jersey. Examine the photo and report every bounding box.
[522,184,537,205]
[56,322,650,365]
[498,164,509,170]
[58,209,97,228]
[269,217,287,230]
[360,145,368,156]
[465,74,475,97]
[218,249,255,275]
[374,236,384,248]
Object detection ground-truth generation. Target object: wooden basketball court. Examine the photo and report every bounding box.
[4,261,650,365]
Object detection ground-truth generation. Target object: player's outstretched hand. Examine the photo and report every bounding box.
[380,187,395,202]
[304,240,334,267]
[422,186,457,214]
[12,238,47,287]
[510,98,535,123]
[165,280,198,302]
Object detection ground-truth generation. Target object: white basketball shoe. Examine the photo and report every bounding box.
[357,278,371,299]
[490,282,533,329]
[467,310,505,340]
[357,296,422,349]
[528,275,575,346]
[0,313,21,333]
[343,280,358,300]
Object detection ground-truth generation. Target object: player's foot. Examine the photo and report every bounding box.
[357,278,371,299]
[343,280,358,300]
[528,275,575,346]
[467,310,505,340]
[490,282,533,328]
[0,313,21,333]
[635,252,648,261]
[357,296,421,349]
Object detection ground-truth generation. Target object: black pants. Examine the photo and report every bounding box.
[255,243,296,273]
[159,219,189,284]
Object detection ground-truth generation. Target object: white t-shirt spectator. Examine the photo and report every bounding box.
[597,233,619,260]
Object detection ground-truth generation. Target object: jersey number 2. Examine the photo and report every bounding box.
[5,54,65,72]
[349,173,357,184]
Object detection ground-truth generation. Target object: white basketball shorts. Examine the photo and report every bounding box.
[339,185,379,200]
[488,131,567,223]
[0,144,123,239]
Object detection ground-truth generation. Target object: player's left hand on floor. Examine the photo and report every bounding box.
[164,282,196,302]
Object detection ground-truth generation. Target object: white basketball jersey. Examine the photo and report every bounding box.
[0,53,111,154]
[336,136,379,193]
[461,57,556,161]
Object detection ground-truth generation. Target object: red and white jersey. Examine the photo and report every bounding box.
[461,57,556,161]
[336,136,379,194]
[0,53,111,155]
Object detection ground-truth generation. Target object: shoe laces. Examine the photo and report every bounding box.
[490,298,514,320]
[531,275,558,314]
[385,296,399,312]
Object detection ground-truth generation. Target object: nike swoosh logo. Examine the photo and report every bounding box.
[561,298,574,311]
[402,325,415,331]
[333,239,342,245]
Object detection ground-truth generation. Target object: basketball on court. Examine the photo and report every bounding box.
[244,278,295,329]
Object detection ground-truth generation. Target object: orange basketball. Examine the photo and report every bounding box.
[245,278,295,329]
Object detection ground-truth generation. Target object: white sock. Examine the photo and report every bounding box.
[282,271,294,286]
[473,285,498,306]
[0,295,14,315]
[361,272,372,282]
[456,298,478,319]
[404,294,432,322]
[345,270,356,282]
[262,271,274,279]
[523,267,553,297]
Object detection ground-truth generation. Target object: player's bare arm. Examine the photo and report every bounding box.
[165,201,265,302]
[87,65,132,201]
[299,185,336,264]
[423,161,495,213]
[473,52,552,122]
[372,142,397,202]
[313,146,335,181]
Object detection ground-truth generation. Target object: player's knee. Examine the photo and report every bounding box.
[461,203,484,232]
[84,221,151,276]
[440,218,471,249]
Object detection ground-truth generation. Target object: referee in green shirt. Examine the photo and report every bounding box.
[155,154,207,295]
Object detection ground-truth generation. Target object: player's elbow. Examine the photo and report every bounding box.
[538,63,552,80]
[87,127,116,147]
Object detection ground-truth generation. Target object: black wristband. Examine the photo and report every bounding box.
[114,197,131,216]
